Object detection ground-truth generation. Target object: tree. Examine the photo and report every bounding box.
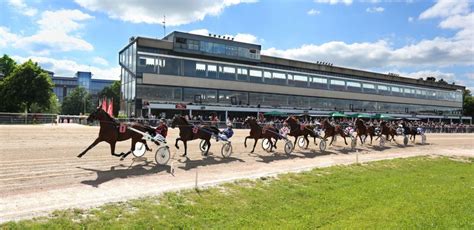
[463,89,474,118]
[61,87,94,115]
[0,54,17,78]
[98,81,121,116]
[31,94,61,114]
[0,60,53,113]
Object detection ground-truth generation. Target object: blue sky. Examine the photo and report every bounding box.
[0,0,473,89]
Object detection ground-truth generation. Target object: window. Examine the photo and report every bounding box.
[330,79,345,86]
[207,64,217,78]
[195,63,206,77]
[330,79,345,91]
[219,66,236,80]
[249,69,262,83]
[237,68,248,81]
[289,74,308,87]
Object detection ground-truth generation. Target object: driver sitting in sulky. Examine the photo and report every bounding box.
[155,119,168,138]
[218,122,234,141]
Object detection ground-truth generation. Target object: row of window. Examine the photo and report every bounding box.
[119,42,137,74]
[136,55,463,103]
[175,37,260,60]
[136,85,461,115]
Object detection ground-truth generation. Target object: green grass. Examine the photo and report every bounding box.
[3,156,474,229]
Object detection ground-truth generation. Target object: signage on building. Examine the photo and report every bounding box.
[175,103,187,109]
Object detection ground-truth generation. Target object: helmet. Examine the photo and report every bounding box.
[226,122,232,127]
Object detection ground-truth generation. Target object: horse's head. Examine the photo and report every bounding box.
[355,119,364,126]
[171,115,188,128]
[243,116,254,126]
[87,107,107,123]
[285,116,297,125]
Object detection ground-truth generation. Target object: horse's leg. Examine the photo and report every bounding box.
[359,134,364,145]
[272,137,278,149]
[244,136,251,148]
[141,140,152,151]
[110,142,123,157]
[120,138,136,160]
[370,134,373,145]
[329,135,335,146]
[77,138,101,158]
[341,133,348,145]
[204,138,211,156]
[304,135,310,148]
[175,137,181,149]
[267,138,274,152]
[293,136,298,149]
[251,138,258,153]
[182,140,188,157]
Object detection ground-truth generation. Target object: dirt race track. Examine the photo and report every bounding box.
[0,124,473,222]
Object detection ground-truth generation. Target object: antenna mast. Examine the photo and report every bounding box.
[162,15,166,38]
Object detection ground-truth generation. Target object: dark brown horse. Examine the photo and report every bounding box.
[379,121,397,141]
[77,108,153,160]
[243,117,280,153]
[354,119,376,145]
[171,115,219,157]
[321,119,348,146]
[285,116,317,149]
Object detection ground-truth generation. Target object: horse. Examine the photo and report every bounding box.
[77,107,154,160]
[402,121,418,142]
[171,115,219,157]
[243,117,280,153]
[378,121,397,142]
[284,116,318,149]
[321,119,348,146]
[354,119,376,145]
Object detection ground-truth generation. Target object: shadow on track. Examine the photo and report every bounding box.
[78,160,170,187]
[177,154,245,171]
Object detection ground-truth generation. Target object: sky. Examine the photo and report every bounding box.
[0,0,473,89]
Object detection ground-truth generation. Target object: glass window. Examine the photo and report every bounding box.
[271,72,287,85]
[183,88,217,103]
[309,76,326,89]
[249,69,262,83]
[159,57,180,76]
[219,66,236,81]
[363,83,376,93]
[207,64,217,78]
[237,68,248,81]
[195,63,206,78]
[136,85,182,102]
[183,59,196,77]
[346,81,362,92]
[218,90,248,105]
[289,74,308,88]
[330,79,345,91]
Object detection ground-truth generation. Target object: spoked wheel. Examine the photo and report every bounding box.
[133,142,147,158]
[319,139,327,152]
[199,139,209,154]
[379,136,385,147]
[403,136,408,146]
[221,142,233,158]
[284,141,293,155]
[297,136,308,149]
[421,134,426,145]
[351,137,357,150]
[155,146,170,165]
[262,138,272,152]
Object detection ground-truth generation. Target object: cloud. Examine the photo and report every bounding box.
[5,9,94,54]
[93,57,109,66]
[419,0,470,20]
[314,0,352,5]
[13,55,120,80]
[307,9,321,16]
[408,17,414,22]
[189,28,261,44]
[8,0,38,16]
[366,7,384,13]
[75,0,256,26]
[0,27,20,48]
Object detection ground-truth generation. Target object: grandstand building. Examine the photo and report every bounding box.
[51,71,114,103]
[119,31,469,122]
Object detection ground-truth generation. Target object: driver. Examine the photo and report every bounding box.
[155,119,168,138]
[218,122,234,141]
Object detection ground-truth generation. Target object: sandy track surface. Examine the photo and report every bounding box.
[0,124,473,222]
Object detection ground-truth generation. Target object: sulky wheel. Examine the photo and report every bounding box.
[199,139,209,154]
[319,139,327,152]
[262,138,272,152]
[421,134,427,145]
[284,141,293,156]
[379,136,385,147]
[133,142,147,158]
[351,137,357,150]
[155,146,170,165]
[403,136,408,146]
[221,142,233,158]
[297,136,308,149]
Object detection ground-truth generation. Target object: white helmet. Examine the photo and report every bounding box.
[226,122,232,127]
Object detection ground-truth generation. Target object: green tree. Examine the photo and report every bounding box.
[61,87,94,115]
[98,81,120,116]
[31,94,61,114]
[463,89,473,118]
[0,60,53,113]
[0,54,17,78]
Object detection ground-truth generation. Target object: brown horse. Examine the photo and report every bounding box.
[77,107,153,160]
[284,116,317,149]
[171,115,219,157]
[243,117,280,153]
[379,121,397,141]
[321,119,348,146]
[354,119,376,145]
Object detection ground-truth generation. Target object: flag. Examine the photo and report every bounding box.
[107,98,114,117]
[101,98,107,111]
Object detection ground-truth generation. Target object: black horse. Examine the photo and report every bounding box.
[77,107,154,160]
[171,115,219,157]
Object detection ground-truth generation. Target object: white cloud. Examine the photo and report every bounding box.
[307,9,321,16]
[419,0,470,20]
[93,57,109,66]
[408,17,414,22]
[0,27,20,48]
[6,9,94,54]
[314,0,352,5]
[8,0,38,16]
[75,0,256,26]
[189,28,260,44]
[13,55,120,80]
[366,7,384,13]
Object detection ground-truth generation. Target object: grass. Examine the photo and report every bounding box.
[2,156,473,229]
